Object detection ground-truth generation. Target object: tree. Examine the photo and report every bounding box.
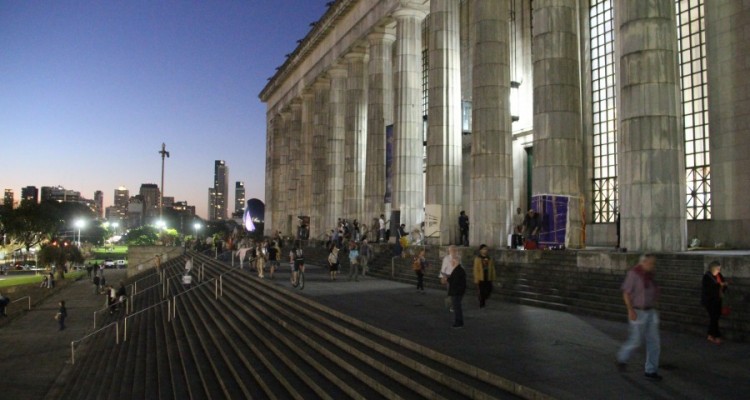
[0,202,60,253]
[38,240,84,280]
[159,228,179,246]
[125,226,159,246]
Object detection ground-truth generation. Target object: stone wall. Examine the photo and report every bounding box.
[127,246,183,278]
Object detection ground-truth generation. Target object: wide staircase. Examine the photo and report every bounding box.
[48,250,537,399]
[299,243,749,341]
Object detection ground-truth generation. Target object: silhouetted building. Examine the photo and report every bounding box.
[21,186,38,204]
[94,190,104,219]
[209,160,228,220]
[139,183,161,221]
[4,189,14,209]
[235,181,245,214]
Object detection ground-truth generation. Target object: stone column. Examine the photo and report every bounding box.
[365,26,396,225]
[344,50,369,223]
[325,65,348,232]
[276,109,290,236]
[299,90,315,222]
[286,100,302,232]
[460,0,474,216]
[470,0,513,248]
[392,5,427,229]
[427,0,463,245]
[705,1,750,247]
[531,0,584,248]
[311,76,331,238]
[615,0,686,252]
[264,113,276,236]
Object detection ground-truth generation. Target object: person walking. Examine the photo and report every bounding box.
[616,254,663,381]
[0,292,9,317]
[257,240,267,279]
[359,239,372,277]
[447,256,466,328]
[458,211,469,246]
[413,249,428,293]
[268,241,280,280]
[473,244,496,308]
[327,246,340,281]
[348,241,360,282]
[378,214,386,243]
[56,300,67,331]
[440,246,459,311]
[701,261,728,345]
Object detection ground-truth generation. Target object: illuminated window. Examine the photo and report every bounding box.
[676,0,711,220]
[590,0,618,223]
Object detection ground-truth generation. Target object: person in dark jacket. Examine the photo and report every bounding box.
[447,258,466,328]
[56,300,67,331]
[701,261,728,344]
[473,245,496,308]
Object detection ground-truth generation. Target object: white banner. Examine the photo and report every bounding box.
[424,204,441,239]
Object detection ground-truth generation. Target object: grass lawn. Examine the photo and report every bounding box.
[89,245,128,265]
[0,271,85,288]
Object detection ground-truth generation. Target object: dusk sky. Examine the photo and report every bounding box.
[1,0,328,219]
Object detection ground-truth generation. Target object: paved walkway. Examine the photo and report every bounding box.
[0,269,127,400]
[273,264,750,400]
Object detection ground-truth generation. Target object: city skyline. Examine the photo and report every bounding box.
[0,0,330,219]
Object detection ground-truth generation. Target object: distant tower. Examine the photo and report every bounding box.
[211,160,229,220]
[94,190,104,219]
[114,186,129,222]
[139,184,161,221]
[21,186,39,204]
[235,181,246,214]
[3,189,14,210]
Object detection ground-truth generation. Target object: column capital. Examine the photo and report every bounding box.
[289,99,302,110]
[392,1,428,20]
[344,48,368,62]
[314,75,331,88]
[368,25,396,45]
[301,88,314,100]
[327,64,348,78]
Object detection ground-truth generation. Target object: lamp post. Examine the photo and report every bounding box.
[156,220,167,231]
[74,219,85,248]
[112,222,119,235]
[193,222,201,238]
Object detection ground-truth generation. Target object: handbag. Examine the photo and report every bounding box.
[54,313,61,321]
[721,306,731,316]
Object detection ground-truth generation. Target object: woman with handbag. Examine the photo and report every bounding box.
[701,261,728,344]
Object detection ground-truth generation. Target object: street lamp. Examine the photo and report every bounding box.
[156,220,167,230]
[193,222,201,238]
[74,219,86,248]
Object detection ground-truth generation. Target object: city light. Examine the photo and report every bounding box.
[156,220,167,230]
[74,219,86,248]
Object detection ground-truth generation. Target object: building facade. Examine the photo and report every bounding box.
[94,190,104,219]
[235,181,246,214]
[21,186,38,204]
[260,0,750,251]
[3,189,14,209]
[138,183,161,221]
[209,160,229,221]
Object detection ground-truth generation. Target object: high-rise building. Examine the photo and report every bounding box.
[208,187,217,220]
[172,201,196,216]
[127,196,144,228]
[113,186,129,221]
[235,181,246,214]
[40,186,81,203]
[94,190,104,219]
[21,186,38,204]
[162,196,175,208]
[209,160,229,220]
[4,189,14,209]
[139,183,161,221]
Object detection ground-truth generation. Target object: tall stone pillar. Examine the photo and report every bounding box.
[299,90,315,222]
[531,0,584,248]
[427,0,462,245]
[615,0,686,252]
[265,114,276,236]
[325,65,348,232]
[286,100,302,232]
[705,1,750,247]
[470,0,513,248]
[311,76,331,238]
[365,26,396,224]
[276,109,291,236]
[460,0,474,218]
[344,50,368,223]
[392,4,427,229]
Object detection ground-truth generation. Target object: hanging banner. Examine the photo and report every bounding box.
[424,204,441,239]
[384,124,394,204]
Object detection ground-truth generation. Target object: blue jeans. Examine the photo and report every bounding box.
[617,309,660,373]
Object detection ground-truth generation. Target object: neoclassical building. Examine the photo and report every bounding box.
[260,0,749,252]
